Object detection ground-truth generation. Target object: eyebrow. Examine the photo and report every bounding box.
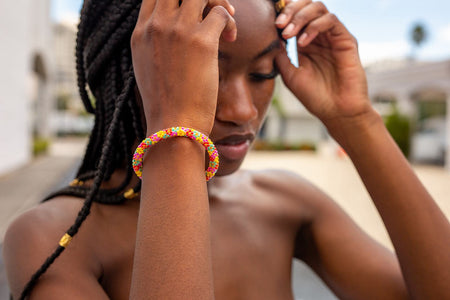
[218,39,281,61]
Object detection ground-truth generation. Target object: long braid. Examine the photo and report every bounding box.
[85,1,137,64]
[66,73,135,238]
[19,0,143,296]
[20,0,286,298]
[123,47,146,140]
[101,64,120,181]
[19,73,135,300]
[76,1,108,174]
[86,4,141,84]
[77,4,140,179]
[75,0,103,113]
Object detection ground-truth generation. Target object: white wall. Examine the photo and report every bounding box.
[0,0,52,175]
[0,0,32,174]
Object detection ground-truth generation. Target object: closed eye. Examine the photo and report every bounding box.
[249,68,279,82]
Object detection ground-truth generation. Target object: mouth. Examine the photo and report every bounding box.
[214,133,255,161]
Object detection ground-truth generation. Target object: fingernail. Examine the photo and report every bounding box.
[298,32,308,46]
[230,5,235,15]
[275,14,287,25]
[283,23,295,37]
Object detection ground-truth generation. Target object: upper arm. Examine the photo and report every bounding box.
[3,207,109,300]
[293,182,409,300]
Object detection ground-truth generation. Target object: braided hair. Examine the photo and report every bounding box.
[19,0,285,298]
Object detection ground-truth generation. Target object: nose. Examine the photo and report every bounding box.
[215,75,258,126]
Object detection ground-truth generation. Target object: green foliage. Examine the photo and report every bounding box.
[33,137,49,156]
[409,22,428,58]
[56,93,70,111]
[417,101,446,122]
[271,96,287,118]
[252,140,316,151]
[411,22,427,47]
[384,106,411,157]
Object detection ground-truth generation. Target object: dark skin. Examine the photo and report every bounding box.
[4,0,450,299]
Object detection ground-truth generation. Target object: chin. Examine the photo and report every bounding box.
[215,156,246,177]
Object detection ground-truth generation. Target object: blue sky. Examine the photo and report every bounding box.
[51,0,450,65]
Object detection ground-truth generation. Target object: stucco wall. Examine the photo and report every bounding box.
[0,0,52,175]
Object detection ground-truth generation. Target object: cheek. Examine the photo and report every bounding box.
[252,80,276,117]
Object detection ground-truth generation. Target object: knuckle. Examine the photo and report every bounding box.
[328,13,339,23]
[293,12,307,24]
[171,22,187,39]
[145,18,165,37]
[130,27,143,48]
[211,0,229,6]
[282,5,292,15]
[300,0,313,6]
[191,33,215,52]
[210,5,230,20]
[306,23,319,33]
[314,1,327,13]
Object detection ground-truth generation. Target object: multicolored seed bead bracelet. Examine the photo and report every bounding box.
[132,127,219,181]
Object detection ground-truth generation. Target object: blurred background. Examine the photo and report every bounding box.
[1,0,449,299]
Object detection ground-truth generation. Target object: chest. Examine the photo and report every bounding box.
[210,205,296,299]
[98,202,297,300]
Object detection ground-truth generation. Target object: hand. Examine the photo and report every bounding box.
[274,0,373,130]
[131,0,237,135]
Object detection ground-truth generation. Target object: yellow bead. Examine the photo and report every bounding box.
[59,233,73,248]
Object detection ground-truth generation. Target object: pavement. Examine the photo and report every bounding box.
[243,150,450,251]
[1,137,449,299]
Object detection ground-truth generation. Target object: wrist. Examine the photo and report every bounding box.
[135,127,219,181]
[141,136,206,178]
[146,119,214,138]
[325,107,384,151]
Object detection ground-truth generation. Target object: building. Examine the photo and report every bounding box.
[367,59,450,168]
[265,59,450,169]
[52,21,94,135]
[264,77,326,146]
[0,0,53,175]
[53,21,80,112]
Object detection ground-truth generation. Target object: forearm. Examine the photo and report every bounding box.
[327,108,450,299]
[130,138,214,299]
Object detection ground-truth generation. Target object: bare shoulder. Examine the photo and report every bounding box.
[245,168,334,224]
[3,197,107,299]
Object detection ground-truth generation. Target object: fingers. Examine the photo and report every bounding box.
[281,1,329,40]
[275,46,298,88]
[136,0,157,25]
[202,5,237,43]
[276,0,310,27]
[274,1,352,49]
[154,0,179,13]
[137,0,235,27]
[180,0,235,21]
[296,12,338,47]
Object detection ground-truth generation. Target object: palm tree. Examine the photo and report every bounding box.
[410,22,428,60]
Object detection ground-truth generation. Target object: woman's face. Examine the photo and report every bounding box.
[211,0,281,176]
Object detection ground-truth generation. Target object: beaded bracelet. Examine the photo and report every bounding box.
[133,127,219,181]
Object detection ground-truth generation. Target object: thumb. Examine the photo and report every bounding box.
[202,5,237,43]
[275,46,299,91]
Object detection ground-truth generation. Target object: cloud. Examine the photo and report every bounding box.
[376,0,393,10]
[438,24,450,43]
[358,40,410,65]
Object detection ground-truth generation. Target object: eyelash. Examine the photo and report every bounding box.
[249,68,279,82]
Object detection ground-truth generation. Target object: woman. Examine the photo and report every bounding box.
[4,0,450,299]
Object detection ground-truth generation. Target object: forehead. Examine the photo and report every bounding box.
[219,0,279,58]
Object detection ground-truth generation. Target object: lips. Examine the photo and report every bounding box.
[214,134,255,161]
